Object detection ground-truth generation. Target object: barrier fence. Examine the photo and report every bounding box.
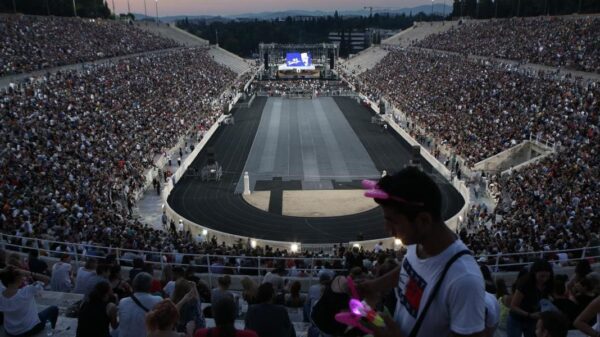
[1,233,598,289]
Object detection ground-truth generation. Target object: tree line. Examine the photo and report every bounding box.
[0,0,110,18]
[451,0,600,18]
[177,12,443,58]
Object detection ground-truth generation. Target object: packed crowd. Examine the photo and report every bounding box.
[1,237,599,336]
[358,48,599,257]
[0,48,236,262]
[251,79,352,96]
[0,14,179,76]
[416,16,600,73]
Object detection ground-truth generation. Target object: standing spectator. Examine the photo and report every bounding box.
[195,297,258,337]
[50,253,73,292]
[0,266,59,336]
[245,283,296,337]
[359,167,485,336]
[508,260,554,337]
[76,281,118,337]
[118,272,163,337]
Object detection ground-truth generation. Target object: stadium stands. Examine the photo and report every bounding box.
[382,20,458,46]
[0,47,236,259]
[0,14,179,76]
[358,47,598,258]
[0,12,599,337]
[340,47,389,75]
[416,16,600,73]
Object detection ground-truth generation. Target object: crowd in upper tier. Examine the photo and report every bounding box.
[0,48,236,258]
[358,47,598,257]
[415,16,600,73]
[0,14,179,76]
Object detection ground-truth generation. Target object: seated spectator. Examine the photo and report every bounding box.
[211,275,234,309]
[26,250,47,275]
[509,259,554,337]
[551,275,579,326]
[0,266,59,337]
[284,281,305,308]
[118,272,163,337]
[50,253,73,292]
[74,258,97,294]
[571,275,598,317]
[172,279,205,334]
[163,267,185,298]
[241,277,258,305]
[195,297,258,337]
[146,299,194,337]
[535,311,569,337]
[245,283,296,337]
[573,295,600,337]
[82,264,111,298]
[109,265,132,300]
[129,258,145,282]
[567,260,592,296]
[76,281,118,337]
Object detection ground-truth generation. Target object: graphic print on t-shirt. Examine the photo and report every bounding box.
[398,259,428,317]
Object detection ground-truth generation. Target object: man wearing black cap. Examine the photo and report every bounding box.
[361,167,485,337]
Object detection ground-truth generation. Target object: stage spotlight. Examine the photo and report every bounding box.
[250,240,257,249]
[201,229,208,236]
[290,243,299,253]
[394,238,402,246]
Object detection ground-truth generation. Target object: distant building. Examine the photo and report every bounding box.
[328,28,399,53]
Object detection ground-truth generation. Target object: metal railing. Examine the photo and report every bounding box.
[2,233,598,284]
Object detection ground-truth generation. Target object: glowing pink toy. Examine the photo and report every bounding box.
[362,179,425,206]
[334,276,385,334]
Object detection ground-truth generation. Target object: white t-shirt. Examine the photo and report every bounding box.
[118,292,162,337]
[484,292,500,330]
[51,261,72,292]
[0,284,43,335]
[73,267,95,294]
[393,240,485,336]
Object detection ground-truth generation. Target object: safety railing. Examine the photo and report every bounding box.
[2,233,598,286]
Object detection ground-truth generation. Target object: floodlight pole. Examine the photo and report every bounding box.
[155,0,159,25]
[431,0,434,19]
[72,0,78,16]
[111,0,116,16]
[127,0,131,14]
[144,0,148,17]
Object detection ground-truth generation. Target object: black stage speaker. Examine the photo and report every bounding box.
[264,52,269,70]
[207,147,216,165]
[329,51,335,69]
[379,101,386,115]
[412,145,420,158]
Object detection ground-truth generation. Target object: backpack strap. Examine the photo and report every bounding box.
[130,294,150,312]
[408,249,472,337]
